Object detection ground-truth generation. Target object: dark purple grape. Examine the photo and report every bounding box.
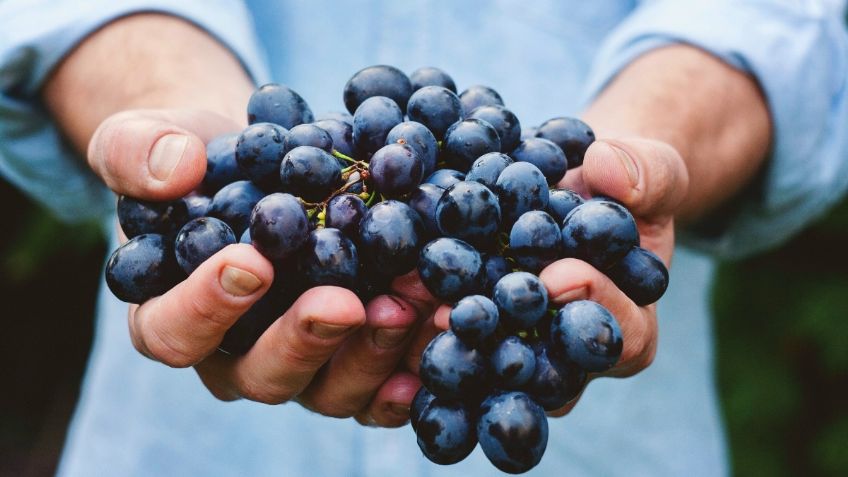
[442,119,501,172]
[203,132,245,193]
[416,398,477,465]
[344,65,413,114]
[386,121,438,178]
[510,137,568,185]
[521,126,538,140]
[449,295,499,347]
[298,228,358,288]
[605,246,669,306]
[477,391,548,474]
[352,96,404,156]
[417,237,484,302]
[459,85,503,114]
[419,330,488,401]
[409,66,457,93]
[369,144,423,197]
[182,193,211,220]
[468,105,521,152]
[314,119,355,158]
[535,117,595,168]
[435,181,501,249]
[482,254,510,294]
[325,194,367,238]
[523,340,586,410]
[353,261,393,302]
[424,169,465,189]
[465,152,513,190]
[117,195,190,239]
[410,386,437,431]
[491,336,536,388]
[279,146,342,203]
[509,210,562,274]
[315,111,353,126]
[551,300,623,372]
[284,123,333,154]
[207,180,265,236]
[494,162,550,228]
[547,188,584,225]
[247,83,313,129]
[174,217,236,274]
[249,193,309,260]
[560,200,639,270]
[407,183,444,238]
[235,122,288,190]
[358,200,425,277]
[105,234,184,304]
[406,86,463,140]
[492,272,548,330]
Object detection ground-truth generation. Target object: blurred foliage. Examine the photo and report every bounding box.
[713,198,848,477]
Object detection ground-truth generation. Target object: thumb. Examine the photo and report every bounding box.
[88,108,242,200]
[581,138,689,219]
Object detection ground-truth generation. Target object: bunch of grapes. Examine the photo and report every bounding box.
[104,65,669,474]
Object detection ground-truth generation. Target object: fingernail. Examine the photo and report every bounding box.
[373,328,409,349]
[311,322,352,339]
[149,134,189,181]
[220,266,263,296]
[603,142,638,187]
[553,286,587,304]
[388,403,410,417]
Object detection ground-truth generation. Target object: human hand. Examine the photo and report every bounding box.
[90,108,435,426]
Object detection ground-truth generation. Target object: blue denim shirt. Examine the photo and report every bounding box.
[1,1,847,476]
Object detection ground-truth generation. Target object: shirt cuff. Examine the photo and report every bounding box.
[580,0,848,259]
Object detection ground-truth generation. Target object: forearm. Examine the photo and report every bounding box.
[582,44,772,222]
[43,13,254,154]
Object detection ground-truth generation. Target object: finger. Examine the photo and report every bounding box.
[539,258,657,377]
[547,386,586,418]
[88,108,241,200]
[296,295,419,417]
[403,313,443,375]
[129,244,273,367]
[432,304,451,331]
[199,286,367,404]
[355,372,422,428]
[391,269,440,317]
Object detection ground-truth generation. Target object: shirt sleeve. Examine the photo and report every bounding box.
[0,0,269,224]
[580,0,848,259]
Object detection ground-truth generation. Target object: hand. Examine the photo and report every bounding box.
[90,108,434,426]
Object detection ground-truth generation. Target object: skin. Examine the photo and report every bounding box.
[43,14,770,425]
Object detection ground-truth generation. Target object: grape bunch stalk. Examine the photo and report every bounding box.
[104,64,669,474]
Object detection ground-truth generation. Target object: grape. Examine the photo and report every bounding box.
[284,123,333,154]
[410,386,437,431]
[117,195,189,239]
[535,117,595,169]
[203,133,245,193]
[510,137,568,185]
[520,126,538,140]
[482,254,510,294]
[419,330,488,401]
[183,193,211,220]
[416,399,477,465]
[174,217,237,274]
[352,96,404,156]
[550,300,623,372]
[406,86,463,140]
[418,237,484,302]
[560,199,639,270]
[105,234,184,304]
[314,118,355,158]
[358,200,425,276]
[465,152,513,190]
[314,110,353,126]
[490,336,536,388]
[492,272,548,330]
[208,180,265,236]
[409,66,457,93]
[247,83,313,129]
[369,143,423,197]
[494,161,549,228]
[547,188,584,225]
[343,65,413,114]
[279,146,342,202]
[235,122,288,189]
[459,85,504,114]
[605,246,669,306]
[468,105,522,152]
[509,210,562,274]
[442,118,501,172]
[386,121,438,178]
[424,168,465,189]
[249,192,309,260]
[298,228,358,288]
[435,181,501,249]
[477,391,548,474]
[449,295,499,347]
[523,340,586,410]
[407,183,444,238]
[325,193,367,238]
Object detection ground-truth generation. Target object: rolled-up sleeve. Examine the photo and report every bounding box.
[0,0,268,223]
[581,0,848,259]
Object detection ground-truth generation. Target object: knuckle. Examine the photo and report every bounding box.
[237,377,293,405]
[185,294,236,331]
[145,325,200,368]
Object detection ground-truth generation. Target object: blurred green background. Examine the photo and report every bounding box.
[0,180,846,476]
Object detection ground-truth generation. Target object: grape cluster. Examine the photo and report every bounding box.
[104,65,670,473]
